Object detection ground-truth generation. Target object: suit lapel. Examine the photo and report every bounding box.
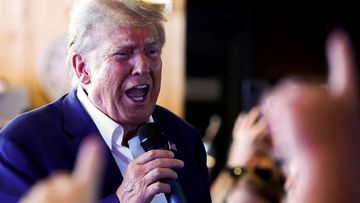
[152,106,183,159]
[61,88,123,196]
[62,89,99,138]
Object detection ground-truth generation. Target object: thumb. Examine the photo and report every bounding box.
[72,136,105,201]
[326,29,358,101]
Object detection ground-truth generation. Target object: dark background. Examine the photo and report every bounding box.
[184,0,360,182]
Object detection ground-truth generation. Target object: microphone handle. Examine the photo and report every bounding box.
[167,179,188,203]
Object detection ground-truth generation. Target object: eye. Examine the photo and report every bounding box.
[146,48,161,58]
[114,52,129,60]
[113,50,131,60]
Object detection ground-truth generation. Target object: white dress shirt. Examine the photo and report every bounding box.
[76,85,167,203]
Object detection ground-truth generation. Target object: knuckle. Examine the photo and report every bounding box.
[152,168,163,177]
[127,164,145,178]
[151,158,163,168]
[133,167,145,177]
[147,150,158,159]
[152,181,163,191]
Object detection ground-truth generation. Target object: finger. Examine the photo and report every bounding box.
[144,168,177,185]
[143,158,184,174]
[72,136,105,189]
[327,29,358,100]
[253,112,270,145]
[242,107,261,128]
[145,182,171,199]
[21,180,52,203]
[135,150,174,165]
[45,174,80,202]
[232,113,246,138]
[252,118,268,140]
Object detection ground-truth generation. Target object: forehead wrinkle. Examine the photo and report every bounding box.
[118,27,160,45]
[115,37,161,50]
[94,19,162,48]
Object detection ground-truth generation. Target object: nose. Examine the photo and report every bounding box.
[132,53,151,76]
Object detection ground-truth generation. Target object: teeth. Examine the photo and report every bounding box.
[133,97,144,101]
[135,85,147,89]
[125,84,148,102]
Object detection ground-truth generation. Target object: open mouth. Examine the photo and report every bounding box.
[125,84,150,102]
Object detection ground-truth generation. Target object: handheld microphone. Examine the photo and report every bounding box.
[138,122,188,203]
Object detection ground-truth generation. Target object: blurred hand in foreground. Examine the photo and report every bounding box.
[261,30,360,203]
[21,137,104,203]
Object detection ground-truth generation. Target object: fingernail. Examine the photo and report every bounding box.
[179,160,185,168]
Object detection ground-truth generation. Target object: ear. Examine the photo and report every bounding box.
[72,54,91,84]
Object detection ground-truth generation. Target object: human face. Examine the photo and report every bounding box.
[79,20,162,128]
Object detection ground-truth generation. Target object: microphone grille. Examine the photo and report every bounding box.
[138,122,168,151]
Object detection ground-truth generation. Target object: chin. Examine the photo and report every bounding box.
[119,102,156,125]
[124,111,153,126]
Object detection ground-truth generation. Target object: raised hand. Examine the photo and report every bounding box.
[227,107,270,167]
[21,137,105,203]
[261,30,360,203]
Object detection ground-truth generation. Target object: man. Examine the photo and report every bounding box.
[261,30,360,202]
[0,0,211,202]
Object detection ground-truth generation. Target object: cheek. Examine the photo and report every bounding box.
[93,71,127,100]
[106,65,129,84]
[154,63,162,82]
[155,70,161,87]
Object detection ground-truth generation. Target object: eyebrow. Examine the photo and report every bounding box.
[107,40,162,57]
[116,38,161,49]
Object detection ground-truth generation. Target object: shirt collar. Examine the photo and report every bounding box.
[77,84,119,150]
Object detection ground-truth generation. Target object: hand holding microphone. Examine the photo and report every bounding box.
[116,123,185,203]
[138,123,188,203]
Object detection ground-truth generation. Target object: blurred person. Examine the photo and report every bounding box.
[211,107,284,203]
[261,30,360,203]
[0,77,30,128]
[225,170,282,203]
[0,78,7,95]
[0,0,210,202]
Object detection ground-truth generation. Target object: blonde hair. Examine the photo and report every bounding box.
[66,0,167,85]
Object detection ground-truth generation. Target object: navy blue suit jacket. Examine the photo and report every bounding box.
[0,89,211,203]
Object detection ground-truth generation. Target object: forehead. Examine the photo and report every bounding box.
[92,20,162,46]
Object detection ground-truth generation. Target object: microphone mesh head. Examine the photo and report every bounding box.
[138,123,168,151]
